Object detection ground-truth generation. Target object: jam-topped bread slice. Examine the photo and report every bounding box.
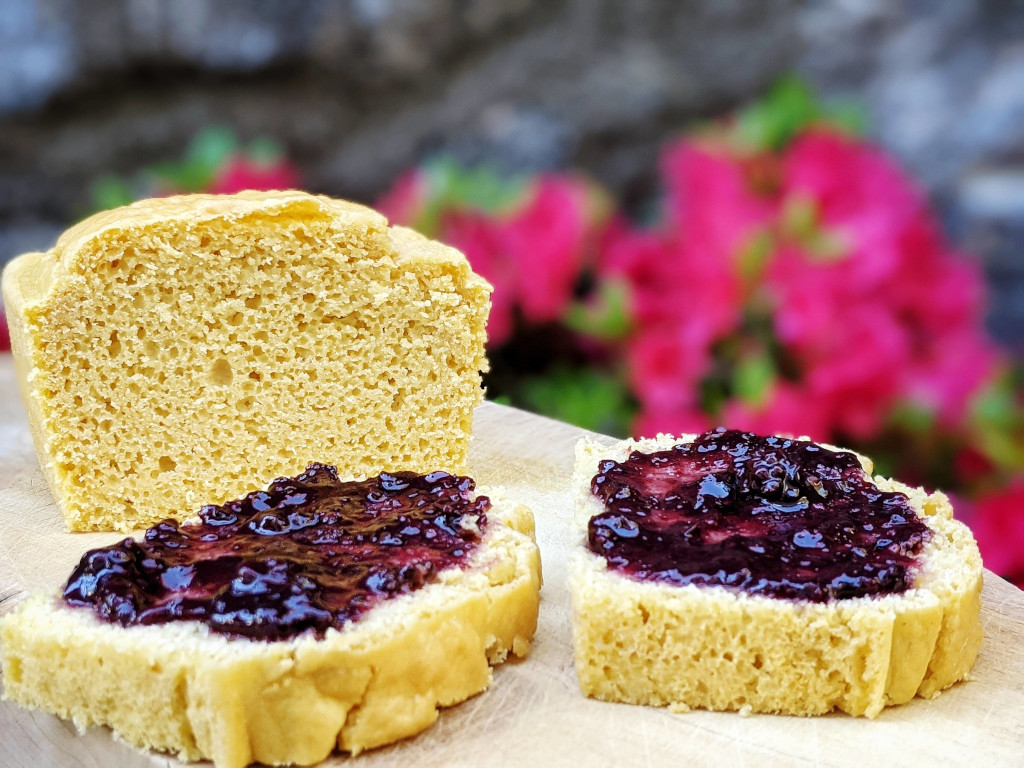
[2,191,490,531]
[1,467,541,767]
[570,430,983,717]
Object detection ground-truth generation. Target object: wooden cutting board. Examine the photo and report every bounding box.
[1,352,1022,768]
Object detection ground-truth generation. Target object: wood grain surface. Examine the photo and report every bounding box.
[1,352,1022,768]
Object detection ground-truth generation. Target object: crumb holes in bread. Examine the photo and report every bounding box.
[208,358,233,386]
[5,657,22,684]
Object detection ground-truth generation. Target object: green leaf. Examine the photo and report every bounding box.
[971,379,1017,425]
[781,195,817,240]
[804,229,849,261]
[246,137,284,165]
[888,401,937,433]
[969,377,1024,469]
[826,99,868,135]
[412,158,527,237]
[733,352,776,407]
[89,175,135,211]
[564,279,632,340]
[518,367,635,436]
[186,126,237,174]
[737,76,820,151]
[424,157,526,213]
[737,229,774,286]
[154,127,239,192]
[781,195,848,262]
[736,75,867,152]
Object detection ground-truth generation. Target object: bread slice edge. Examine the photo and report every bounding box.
[569,433,983,717]
[0,488,541,767]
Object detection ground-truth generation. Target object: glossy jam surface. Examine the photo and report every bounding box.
[63,464,489,640]
[588,429,931,601]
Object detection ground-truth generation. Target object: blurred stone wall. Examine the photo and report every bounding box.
[1,0,1022,348]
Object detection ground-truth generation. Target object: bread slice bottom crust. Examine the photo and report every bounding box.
[1,491,541,767]
[570,436,983,718]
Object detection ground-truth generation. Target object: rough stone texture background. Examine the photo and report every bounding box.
[0,0,1022,349]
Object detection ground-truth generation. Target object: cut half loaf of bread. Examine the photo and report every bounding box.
[2,191,490,532]
[0,488,540,768]
[569,434,983,718]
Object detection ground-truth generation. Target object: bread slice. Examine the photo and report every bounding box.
[569,434,983,717]
[2,191,490,532]
[0,488,540,767]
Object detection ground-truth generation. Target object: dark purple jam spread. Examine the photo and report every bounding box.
[588,429,931,602]
[63,464,489,641]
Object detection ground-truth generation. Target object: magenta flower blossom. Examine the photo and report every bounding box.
[498,176,589,326]
[770,130,996,432]
[722,381,832,443]
[209,155,301,195]
[371,83,1020,584]
[661,140,774,258]
[969,481,1024,588]
[620,127,997,446]
[626,324,713,417]
[439,210,517,345]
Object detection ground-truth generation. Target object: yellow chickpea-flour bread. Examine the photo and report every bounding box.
[0,486,541,768]
[569,432,983,718]
[2,191,490,532]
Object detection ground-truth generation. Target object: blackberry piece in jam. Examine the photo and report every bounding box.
[588,429,931,602]
[63,464,489,641]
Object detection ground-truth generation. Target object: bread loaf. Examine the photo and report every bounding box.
[569,433,983,717]
[0,486,541,767]
[2,191,490,532]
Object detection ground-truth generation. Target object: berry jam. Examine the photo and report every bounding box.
[63,464,489,640]
[588,429,931,602]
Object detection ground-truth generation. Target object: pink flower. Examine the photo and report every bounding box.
[767,244,912,438]
[783,131,922,289]
[602,223,744,346]
[605,143,771,434]
[0,310,9,352]
[626,325,714,415]
[376,169,429,230]
[209,155,301,194]
[499,175,589,325]
[661,140,775,258]
[438,210,516,345]
[768,129,997,435]
[722,381,832,442]
[602,221,745,427]
[968,480,1024,588]
[600,224,689,327]
[898,246,996,425]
